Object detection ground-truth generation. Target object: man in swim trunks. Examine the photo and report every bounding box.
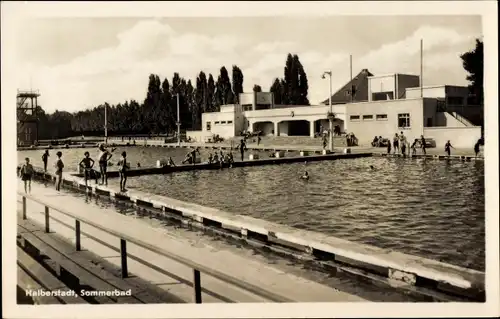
[98,144,112,186]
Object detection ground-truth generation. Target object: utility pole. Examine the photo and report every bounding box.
[420,39,424,99]
[350,55,353,102]
[420,39,424,136]
[176,93,181,146]
[104,103,108,144]
[322,70,334,152]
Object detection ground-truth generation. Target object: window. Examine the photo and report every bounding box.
[215,121,220,125]
[350,115,360,121]
[398,113,411,128]
[376,114,388,120]
[362,115,373,120]
[206,122,211,131]
[227,121,233,124]
[221,121,227,124]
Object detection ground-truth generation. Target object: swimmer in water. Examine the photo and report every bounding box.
[369,165,375,170]
[301,161,309,180]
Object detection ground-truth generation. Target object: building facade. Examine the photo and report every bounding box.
[187,72,482,148]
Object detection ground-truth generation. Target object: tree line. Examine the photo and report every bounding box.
[34,54,310,139]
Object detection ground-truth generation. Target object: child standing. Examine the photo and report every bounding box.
[20,157,34,193]
[411,139,418,156]
[55,151,64,191]
[118,151,129,192]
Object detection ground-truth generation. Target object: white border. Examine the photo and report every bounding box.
[2,1,498,318]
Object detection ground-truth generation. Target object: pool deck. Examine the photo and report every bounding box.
[18,181,367,302]
[71,152,372,178]
[26,168,485,301]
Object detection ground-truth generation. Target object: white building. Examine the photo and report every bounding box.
[186,71,482,149]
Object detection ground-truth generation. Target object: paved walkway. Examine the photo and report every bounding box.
[17,181,367,303]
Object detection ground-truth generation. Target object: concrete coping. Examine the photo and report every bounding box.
[26,166,484,300]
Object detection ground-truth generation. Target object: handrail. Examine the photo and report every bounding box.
[17,192,292,303]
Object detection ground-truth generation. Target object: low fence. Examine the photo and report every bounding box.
[18,193,292,304]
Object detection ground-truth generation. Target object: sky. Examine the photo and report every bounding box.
[13,15,482,113]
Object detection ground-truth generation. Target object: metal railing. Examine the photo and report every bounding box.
[451,112,475,127]
[18,192,292,303]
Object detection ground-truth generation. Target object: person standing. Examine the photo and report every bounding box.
[54,151,64,191]
[118,151,129,192]
[445,140,454,156]
[393,133,399,154]
[387,140,392,154]
[98,144,112,186]
[474,139,481,158]
[19,157,34,193]
[79,151,97,187]
[42,150,50,172]
[420,135,427,155]
[399,132,406,154]
[239,139,246,161]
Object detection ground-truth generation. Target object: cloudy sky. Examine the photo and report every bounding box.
[13,15,482,113]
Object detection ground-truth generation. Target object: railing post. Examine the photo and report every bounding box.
[120,239,128,278]
[22,197,27,220]
[75,220,81,251]
[44,206,50,233]
[193,269,202,303]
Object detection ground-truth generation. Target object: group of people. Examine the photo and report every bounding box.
[182,141,243,169]
[385,131,481,158]
[207,150,235,168]
[78,144,129,192]
[20,144,130,194]
[388,132,432,157]
[19,150,65,193]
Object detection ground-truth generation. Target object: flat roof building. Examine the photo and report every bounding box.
[187,71,482,149]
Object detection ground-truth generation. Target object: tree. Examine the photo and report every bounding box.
[270,78,282,104]
[194,71,207,129]
[232,65,244,104]
[297,60,310,105]
[206,74,216,112]
[160,78,172,132]
[460,39,483,105]
[143,74,162,133]
[218,66,234,106]
[213,75,224,110]
[253,84,262,92]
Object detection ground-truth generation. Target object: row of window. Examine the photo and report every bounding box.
[349,114,388,121]
[349,113,411,128]
[206,120,233,131]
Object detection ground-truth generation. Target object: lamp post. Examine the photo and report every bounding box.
[322,70,334,152]
[176,93,181,146]
[104,103,108,145]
